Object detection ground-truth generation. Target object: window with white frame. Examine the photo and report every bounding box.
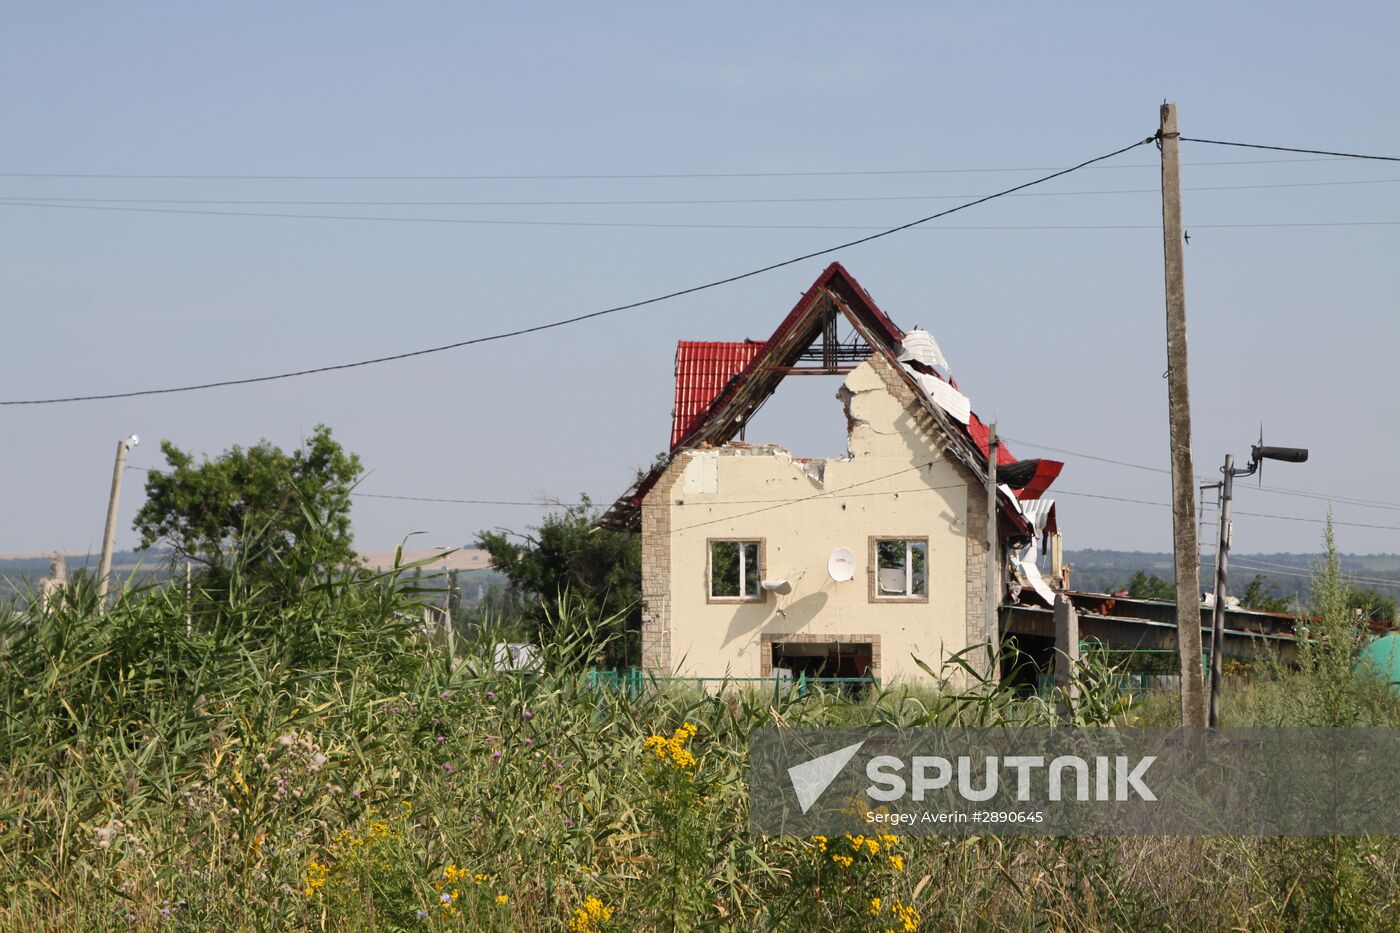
[873,538,928,599]
[710,539,762,599]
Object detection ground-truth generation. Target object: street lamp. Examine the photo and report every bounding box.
[96,434,140,606]
[1203,439,1308,727]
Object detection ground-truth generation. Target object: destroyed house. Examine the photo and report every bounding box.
[604,263,1064,685]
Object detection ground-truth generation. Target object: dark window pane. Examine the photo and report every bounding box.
[743,542,760,597]
[712,541,740,597]
[910,541,927,596]
[877,539,907,595]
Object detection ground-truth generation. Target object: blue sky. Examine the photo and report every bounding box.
[3,2,1398,556]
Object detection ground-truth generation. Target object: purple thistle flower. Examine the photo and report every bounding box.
[436,735,446,743]
[443,763,455,773]
[524,737,534,746]
[553,783,563,791]
[522,710,534,720]
[486,690,496,700]
[492,750,503,760]
[441,691,452,700]
[563,818,574,828]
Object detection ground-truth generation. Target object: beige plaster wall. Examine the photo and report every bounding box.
[646,356,982,684]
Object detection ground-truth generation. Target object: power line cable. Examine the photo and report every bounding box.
[1181,137,1400,164]
[6,198,1400,232]
[6,176,1397,208]
[0,136,1157,406]
[1052,488,1400,532]
[1229,559,1400,591]
[1222,554,1400,582]
[7,198,1399,233]
[351,492,580,507]
[1002,436,1400,512]
[672,463,965,533]
[126,465,577,507]
[0,155,1349,182]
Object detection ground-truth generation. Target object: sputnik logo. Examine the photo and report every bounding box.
[787,741,866,814]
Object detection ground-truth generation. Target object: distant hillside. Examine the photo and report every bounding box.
[0,548,505,605]
[0,550,171,601]
[1066,549,1400,603]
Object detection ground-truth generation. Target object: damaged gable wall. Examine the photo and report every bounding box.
[639,351,990,684]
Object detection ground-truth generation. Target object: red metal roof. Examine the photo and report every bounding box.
[967,413,1019,469]
[671,341,765,448]
[965,414,1062,500]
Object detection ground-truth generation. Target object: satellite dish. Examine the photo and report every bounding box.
[828,547,857,583]
[762,579,793,596]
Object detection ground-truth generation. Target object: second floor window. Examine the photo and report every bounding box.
[711,539,762,599]
[874,538,928,599]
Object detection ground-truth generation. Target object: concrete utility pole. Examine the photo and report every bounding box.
[96,434,140,606]
[1205,442,1306,728]
[1053,593,1081,722]
[1207,455,1236,729]
[1158,102,1206,727]
[986,422,1000,669]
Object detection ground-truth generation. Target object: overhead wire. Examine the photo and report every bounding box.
[1229,559,1400,591]
[1180,137,1400,164]
[671,462,961,533]
[126,465,576,508]
[0,155,1353,181]
[4,198,1399,232]
[5,175,1397,208]
[0,135,1158,406]
[1001,436,1400,513]
[1051,488,1400,532]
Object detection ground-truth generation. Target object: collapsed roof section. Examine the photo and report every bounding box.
[602,262,1062,532]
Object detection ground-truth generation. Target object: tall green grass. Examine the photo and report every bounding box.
[2,527,1398,930]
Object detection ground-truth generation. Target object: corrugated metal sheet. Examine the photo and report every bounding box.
[1016,459,1064,500]
[966,414,1019,468]
[670,341,765,448]
[895,329,951,377]
[908,370,971,424]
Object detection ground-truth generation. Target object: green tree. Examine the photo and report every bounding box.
[1241,574,1292,613]
[1346,588,1397,624]
[134,425,362,576]
[476,496,639,666]
[1125,570,1175,600]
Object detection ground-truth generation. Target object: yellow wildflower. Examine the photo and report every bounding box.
[643,723,699,770]
[831,853,854,868]
[568,895,615,932]
[496,893,510,905]
[889,853,905,872]
[302,859,330,897]
[874,897,921,932]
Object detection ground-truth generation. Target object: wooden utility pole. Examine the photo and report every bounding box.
[986,422,1000,670]
[1159,102,1206,727]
